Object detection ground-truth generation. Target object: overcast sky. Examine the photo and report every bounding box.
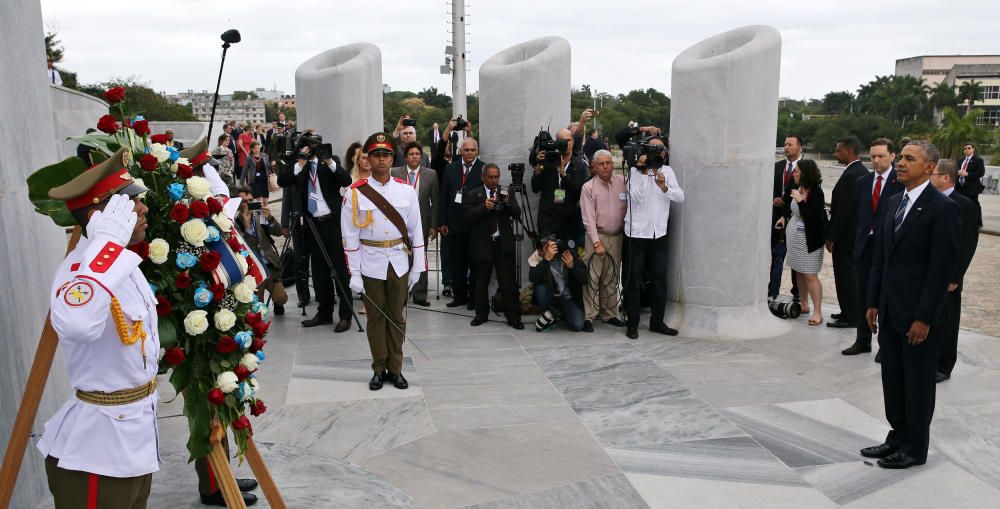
[40,0,1000,100]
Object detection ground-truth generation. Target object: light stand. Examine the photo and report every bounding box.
[207,29,241,144]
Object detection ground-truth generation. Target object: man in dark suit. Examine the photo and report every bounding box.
[277,140,354,332]
[428,122,442,148]
[464,163,524,329]
[826,137,868,328]
[956,142,985,227]
[843,138,904,356]
[930,159,979,382]
[392,141,439,306]
[530,128,588,242]
[862,140,960,469]
[438,137,484,308]
[769,135,803,302]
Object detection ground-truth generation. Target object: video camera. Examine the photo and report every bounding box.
[508,163,526,188]
[295,132,333,161]
[531,130,568,171]
[454,114,468,131]
[538,233,575,255]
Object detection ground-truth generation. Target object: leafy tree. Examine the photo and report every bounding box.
[231,90,259,101]
[78,78,197,121]
[417,87,452,110]
[933,107,988,159]
[44,29,78,88]
[855,75,931,125]
[928,81,960,112]
[958,80,984,114]
[822,91,854,114]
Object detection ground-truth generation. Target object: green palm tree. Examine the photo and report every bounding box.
[928,82,960,111]
[932,107,987,159]
[958,80,984,115]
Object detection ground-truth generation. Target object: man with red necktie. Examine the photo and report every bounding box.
[769,135,803,302]
[391,141,439,306]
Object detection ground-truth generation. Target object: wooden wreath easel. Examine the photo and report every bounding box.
[0,227,286,509]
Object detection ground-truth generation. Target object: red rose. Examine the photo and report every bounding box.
[207,388,225,405]
[244,312,261,327]
[210,282,225,300]
[225,236,242,251]
[207,197,223,214]
[250,400,267,417]
[163,347,186,365]
[215,335,238,354]
[139,154,158,171]
[102,86,126,105]
[234,365,251,381]
[175,271,191,289]
[150,133,169,144]
[96,114,119,134]
[252,320,270,338]
[177,164,194,179]
[232,415,252,433]
[133,119,150,136]
[127,240,149,259]
[190,200,209,218]
[169,203,189,223]
[200,251,221,271]
[249,338,267,354]
[155,295,173,316]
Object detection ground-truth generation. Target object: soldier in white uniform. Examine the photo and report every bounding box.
[342,133,425,391]
[40,150,159,508]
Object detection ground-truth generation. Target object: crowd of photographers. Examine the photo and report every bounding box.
[257,109,685,340]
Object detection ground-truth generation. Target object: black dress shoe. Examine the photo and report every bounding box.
[471,316,488,326]
[626,328,639,339]
[369,371,385,391]
[200,490,258,506]
[826,319,855,329]
[582,320,594,333]
[508,320,525,330]
[603,317,626,327]
[413,299,431,307]
[874,350,882,363]
[936,372,950,383]
[237,478,258,492]
[301,315,333,327]
[274,305,284,316]
[334,319,351,333]
[650,322,679,336]
[446,299,468,308]
[877,451,925,469]
[841,342,872,355]
[387,372,409,389]
[860,443,899,459]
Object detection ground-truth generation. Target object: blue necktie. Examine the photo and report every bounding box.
[893,193,909,231]
[307,161,319,215]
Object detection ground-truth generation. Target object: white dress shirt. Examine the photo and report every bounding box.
[48,67,62,86]
[294,157,333,217]
[871,167,891,196]
[898,179,931,223]
[342,176,426,281]
[625,165,684,239]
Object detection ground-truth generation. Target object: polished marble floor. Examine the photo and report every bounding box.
[35,294,1000,508]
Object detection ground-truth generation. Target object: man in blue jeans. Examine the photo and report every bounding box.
[529,238,587,332]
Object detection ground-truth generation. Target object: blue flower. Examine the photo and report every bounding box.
[133,115,145,121]
[255,351,266,362]
[206,226,221,243]
[237,381,253,401]
[167,182,185,201]
[251,294,260,304]
[175,252,197,269]
[235,331,254,349]
[193,287,214,308]
[167,146,180,162]
[149,282,158,294]
[251,302,267,315]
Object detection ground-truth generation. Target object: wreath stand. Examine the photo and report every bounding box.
[0,228,286,509]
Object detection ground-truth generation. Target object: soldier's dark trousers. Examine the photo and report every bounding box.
[363,266,409,374]
[46,455,151,509]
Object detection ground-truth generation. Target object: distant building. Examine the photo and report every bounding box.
[383,84,392,94]
[943,64,1000,127]
[277,94,296,109]
[253,87,285,101]
[191,95,266,125]
[895,55,1000,88]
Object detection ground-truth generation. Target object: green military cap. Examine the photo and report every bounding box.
[181,137,215,167]
[364,132,396,155]
[49,148,147,210]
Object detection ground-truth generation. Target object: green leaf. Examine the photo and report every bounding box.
[220,359,231,369]
[169,359,193,394]
[26,157,90,225]
[209,358,222,375]
[158,316,178,349]
[67,132,121,156]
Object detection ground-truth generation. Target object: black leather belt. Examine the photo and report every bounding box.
[312,213,334,222]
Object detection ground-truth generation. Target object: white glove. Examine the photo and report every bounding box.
[407,270,421,291]
[86,194,137,246]
[349,275,364,295]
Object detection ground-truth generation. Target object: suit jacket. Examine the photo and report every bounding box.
[797,187,827,253]
[854,169,904,260]
[948,190,979,291]
[241,153,271,185]
[464,185,520,262]
[530,156,588,238]
[868,185,960,333]
[391,166,439,233]
[428,128,442,147]
[957,155,986,196]
[277,158,351,223]
[827,160,868,243]
[439,158,484,234]
[772,160,795,246]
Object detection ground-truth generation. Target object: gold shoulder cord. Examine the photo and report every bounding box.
[351,188,374,228]
[110,296,148,368]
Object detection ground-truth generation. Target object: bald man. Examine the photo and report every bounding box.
[438,137,484,308]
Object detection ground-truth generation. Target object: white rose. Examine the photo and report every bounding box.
[240,353,260,371]
[248,377,259,393]
[233,282,255,303]
[148,238,169,264]
[242,276,256,287]
[235,254,248,275]
[187,176,211,200]
[170,157,190,173]
[212,213,233,232]
[216,371,239,393]
[150,143,170,162]
[180,219,209,247]
[183,310,209,335]
[214,308,237,332]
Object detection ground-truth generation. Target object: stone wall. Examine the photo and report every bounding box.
[49,84,108,160]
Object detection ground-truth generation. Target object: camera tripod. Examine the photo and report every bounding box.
[505,176,539,287]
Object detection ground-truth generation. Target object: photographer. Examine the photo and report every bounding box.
[464,163,523,329]
[277,135,354,332]
[623,135,684,339]
[530,127,588,242]
[528,237,588,332]
[234,184,288,315]
[431,117,470,298]
[391,115,431,167]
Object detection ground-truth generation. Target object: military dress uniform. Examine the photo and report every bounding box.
[342,133,425,390]
[40,152,159,509]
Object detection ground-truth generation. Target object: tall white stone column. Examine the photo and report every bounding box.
[295,43,383,161]
[0,2,73,506]
[665,26,788,339]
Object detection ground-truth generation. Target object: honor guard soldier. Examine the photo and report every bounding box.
[342,133,426,390]
[40,149,159,508]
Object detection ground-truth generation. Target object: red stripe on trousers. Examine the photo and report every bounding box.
[87,473,99,509]
[208,461,217,493]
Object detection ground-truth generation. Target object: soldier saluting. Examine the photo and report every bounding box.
[342,133,425,391]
